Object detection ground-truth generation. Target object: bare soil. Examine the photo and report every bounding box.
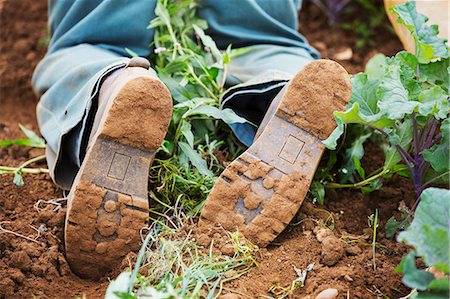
[0,0,409,298]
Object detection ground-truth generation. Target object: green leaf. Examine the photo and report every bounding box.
[323,102,394,150]
[309,181,325,205]
[396,251,435,290]
[178,142,213,177]
[392,1,449,63]
[180,121,194,147]
[186,106,247,125]
[419,58,449,90]
[353,156,365,179]
[428,278,450,293]
[340,132,371,182]
[393,51,421,100]
[423,119,450,172]
[192,24,222,63]
[417,86,449,119]
[365,53,387,80]
[377,64,418,120]
[349,74,383,122]
[397,187,450,274]
[1,124,46,148]
[384,118,413,169]
[385,215,410,239]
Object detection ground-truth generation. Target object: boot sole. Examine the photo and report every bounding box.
[200,60,351,246]
[65,77,172,279]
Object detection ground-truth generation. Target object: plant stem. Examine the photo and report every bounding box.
[372,209,378,271]
[0,155,48,174]
[187,65,219,101]
[326,168,390,189]
[412,114,419,158]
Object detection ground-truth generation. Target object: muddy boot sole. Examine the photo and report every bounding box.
[200,60,351,246]
[65,76,172,279]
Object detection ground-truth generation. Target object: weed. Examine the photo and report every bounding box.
[0,124,48,186]
[267,263,315,299]
[369,209,379,270]
[146,0,249,215]
[106,224,258,299]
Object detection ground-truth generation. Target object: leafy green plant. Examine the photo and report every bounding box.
[396,187,449,299]
[0,124,48,186]
[147,0,250,214]
[316,1,449,209]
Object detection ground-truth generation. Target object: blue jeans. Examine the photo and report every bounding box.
[33,0,319,189]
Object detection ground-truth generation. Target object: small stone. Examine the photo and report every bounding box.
[313,41,327,51]
[104,200,118,212]
[334,47,353,61]
[344,274,353,282]
[316,288,339,299]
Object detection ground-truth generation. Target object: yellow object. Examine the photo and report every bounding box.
[384,0,450,53]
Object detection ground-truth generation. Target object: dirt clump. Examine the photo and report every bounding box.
[314,227,346,266]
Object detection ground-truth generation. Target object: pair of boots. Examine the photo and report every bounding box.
[65,57,351,279]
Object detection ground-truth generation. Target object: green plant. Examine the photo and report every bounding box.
[147,0,251,214]
[341,0,393,49]
[396,187,449,299]
[313,1,449,211]
[105,224,258,299]
[369,209,379,270]
[0,124,48,186]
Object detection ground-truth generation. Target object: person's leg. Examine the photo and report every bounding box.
[33,0,158,190]
[198,0,320,146]
[33,0,173,279]
[198,1,352,246]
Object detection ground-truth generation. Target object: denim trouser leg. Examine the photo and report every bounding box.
[33,0,318,189]
[199,0,319,146]
[33,0,158,189]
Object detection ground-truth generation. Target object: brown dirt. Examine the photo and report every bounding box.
[278,60,352,140]
[0,0,408,298]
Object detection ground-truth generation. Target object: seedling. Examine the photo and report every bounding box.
[370,209,379,270]
[0,124,48,186]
